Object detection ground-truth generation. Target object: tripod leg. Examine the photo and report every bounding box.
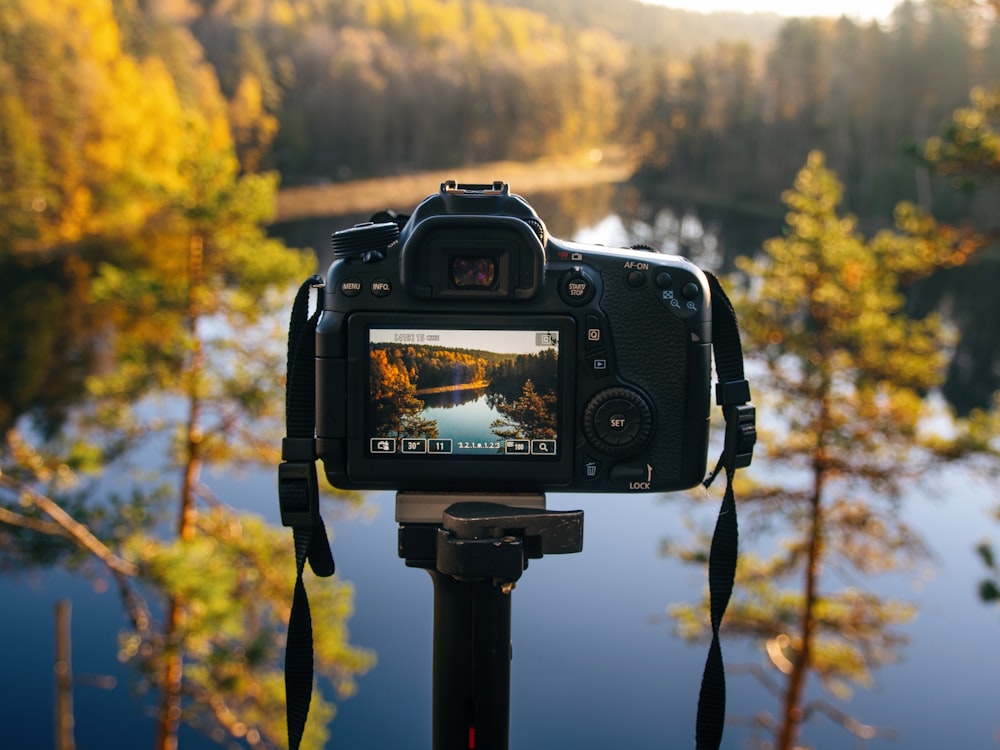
[430,571,512,750]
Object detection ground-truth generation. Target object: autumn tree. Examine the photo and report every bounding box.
[923,0,1000,619]
[668,152,974,749]
[490,379,558,441]
[0,0,374,747]
[369,348,439,438]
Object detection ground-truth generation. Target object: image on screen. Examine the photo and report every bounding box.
[367,328,560,456]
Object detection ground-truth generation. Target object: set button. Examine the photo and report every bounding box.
[583,387,653,456]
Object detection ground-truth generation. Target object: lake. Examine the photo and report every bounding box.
[2,183,998,749]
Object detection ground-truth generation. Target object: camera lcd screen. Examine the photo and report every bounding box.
[367,326,561,457]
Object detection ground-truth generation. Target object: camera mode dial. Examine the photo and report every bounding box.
[583,387,653,456]
[331,221,400,262]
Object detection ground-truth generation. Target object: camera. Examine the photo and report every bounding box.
[314,181,713,493]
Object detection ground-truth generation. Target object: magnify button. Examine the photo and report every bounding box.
[532,440,557,455]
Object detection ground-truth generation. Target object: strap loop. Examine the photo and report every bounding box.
[715,378,751,406]
[282,277,335,750]
[282,437,318,462]
[696,272,755,750]
[279,269,754,750]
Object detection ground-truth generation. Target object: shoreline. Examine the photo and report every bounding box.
[414,381,490,396]
[273,148,635,223]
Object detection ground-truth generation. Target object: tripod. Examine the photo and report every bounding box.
[396,492,584,750]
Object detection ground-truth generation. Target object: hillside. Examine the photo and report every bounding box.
[485,0,784,53]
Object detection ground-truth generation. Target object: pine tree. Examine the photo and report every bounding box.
[0,0,374,746]
[669,152,961,748]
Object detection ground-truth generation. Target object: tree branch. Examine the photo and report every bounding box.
[0,505,69,537]
[0,477,139,577]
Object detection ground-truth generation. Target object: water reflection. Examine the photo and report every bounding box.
[571,206,724,271]
[0,254,99,435]
[3,179,997,749]
[420,385,487,409]
[270,183,998,415]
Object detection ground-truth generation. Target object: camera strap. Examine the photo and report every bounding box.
[276,271,754,750]
[697,271,756,750]
[278,275,335,750]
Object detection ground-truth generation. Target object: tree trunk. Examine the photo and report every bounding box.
[776,485,823,750]
[154,233,205,750]
[55,600,75,750]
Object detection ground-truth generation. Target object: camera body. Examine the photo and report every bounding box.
[315,181,713,494]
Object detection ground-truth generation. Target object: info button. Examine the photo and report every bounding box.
[370,278,392,297]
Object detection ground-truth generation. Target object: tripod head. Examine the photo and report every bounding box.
[396,492,584,750]
[397,492,583,585]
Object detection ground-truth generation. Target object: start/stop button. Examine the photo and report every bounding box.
[559,267,596,305]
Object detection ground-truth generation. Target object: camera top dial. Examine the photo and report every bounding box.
[332,221,400,263]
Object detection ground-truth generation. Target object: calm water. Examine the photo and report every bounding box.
[422,390,498,450]
[5,472,996,748]
[3,186,999,749]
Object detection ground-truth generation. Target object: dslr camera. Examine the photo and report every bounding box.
[315,181,713,493]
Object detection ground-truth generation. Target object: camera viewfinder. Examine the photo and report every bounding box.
[450,255,498,290]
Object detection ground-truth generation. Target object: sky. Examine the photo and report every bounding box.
[646,0,904,22]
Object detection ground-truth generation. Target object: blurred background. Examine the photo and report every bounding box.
[2,0,998,748]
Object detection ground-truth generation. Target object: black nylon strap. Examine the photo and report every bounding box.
[281,276,335,750]
[696,468,738,749]
[696,272,754,750]
[279,272,752,750]
[286,527,316,750]
[286,276,324,441]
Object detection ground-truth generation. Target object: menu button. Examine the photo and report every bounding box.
[340,278,363,296]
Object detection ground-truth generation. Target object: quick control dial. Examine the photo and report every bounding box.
[583,387,653,456]
[331,221,400,262]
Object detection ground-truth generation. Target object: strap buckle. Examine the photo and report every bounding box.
[715,379,756,472]
[723,404,756,471]
[278,461,319,528]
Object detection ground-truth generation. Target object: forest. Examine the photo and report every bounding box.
[369,343,558,442]
[2,0,997,244]
[186,0,997,228]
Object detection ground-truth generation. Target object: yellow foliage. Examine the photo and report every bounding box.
[22,0,122,65]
